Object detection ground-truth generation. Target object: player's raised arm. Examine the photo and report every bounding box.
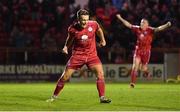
[96,25,106,47]
[62,33,74,54]
[154,21,171,32]
[116,14,132,29]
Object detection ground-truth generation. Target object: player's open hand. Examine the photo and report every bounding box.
[116,14,122,19]
[62,46,68,54]
[167,21,171,27]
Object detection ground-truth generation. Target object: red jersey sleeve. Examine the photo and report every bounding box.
[94,21,100,31]
[148,27,155,34]
[68,25,75,38]
[131,25,140,33]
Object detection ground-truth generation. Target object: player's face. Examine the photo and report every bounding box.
[140,19,149,30]
[78,15,89,28]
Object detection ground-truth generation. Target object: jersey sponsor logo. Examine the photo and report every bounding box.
[81,35,88,41]
[140,33,145,40]
[88,27,93,32]
[144,31,147,34]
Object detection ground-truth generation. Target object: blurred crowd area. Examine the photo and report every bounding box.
[0,0,179,64]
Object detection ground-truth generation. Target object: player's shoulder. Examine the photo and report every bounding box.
[88,20,99,25]
[68,24,73,31]
[132,25,140,29]
[148,26,154,30]
[131,25,140,31]
[68,22,78,31]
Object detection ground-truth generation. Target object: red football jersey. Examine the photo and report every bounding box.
[131,25,154,50]
[68,21,99,56]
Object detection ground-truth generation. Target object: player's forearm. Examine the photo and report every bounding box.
[154,22,171,32]
[64,36,73,48]
[96,28,106,47]
[64,37,69,48]
[116,14,132,28]
[62,36,73,54]
[97,28,106,42]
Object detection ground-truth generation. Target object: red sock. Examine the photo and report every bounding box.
[96,78,105,97]
[131,69,137,84]
[53,79,65,96]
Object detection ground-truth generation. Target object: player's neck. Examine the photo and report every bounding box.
[141,27,148,31]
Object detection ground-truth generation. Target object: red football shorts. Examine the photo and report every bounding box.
[66,55,102,70]
[134,49,151,65]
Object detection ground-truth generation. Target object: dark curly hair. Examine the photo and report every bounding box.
[76,9,89,19]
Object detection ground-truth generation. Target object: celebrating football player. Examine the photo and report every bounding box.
[116,14,171,88]
[46,9,111,103]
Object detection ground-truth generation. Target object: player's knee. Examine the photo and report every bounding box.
[132,64,138,71]
[133,66,138,71]
[141,66,148,72]
[97,75,104,80]
[97,71,104,79]
[61,75,70,81]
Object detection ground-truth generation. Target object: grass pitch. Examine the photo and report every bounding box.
[0,83,180,111]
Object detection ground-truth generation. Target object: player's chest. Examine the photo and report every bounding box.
[74,26,95,41]
[137,30,151,40]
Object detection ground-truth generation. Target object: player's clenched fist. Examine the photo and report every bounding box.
[167,21,171,27]
[98,41,106,47]
[62,46,68,54]
[116,14,122,19]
